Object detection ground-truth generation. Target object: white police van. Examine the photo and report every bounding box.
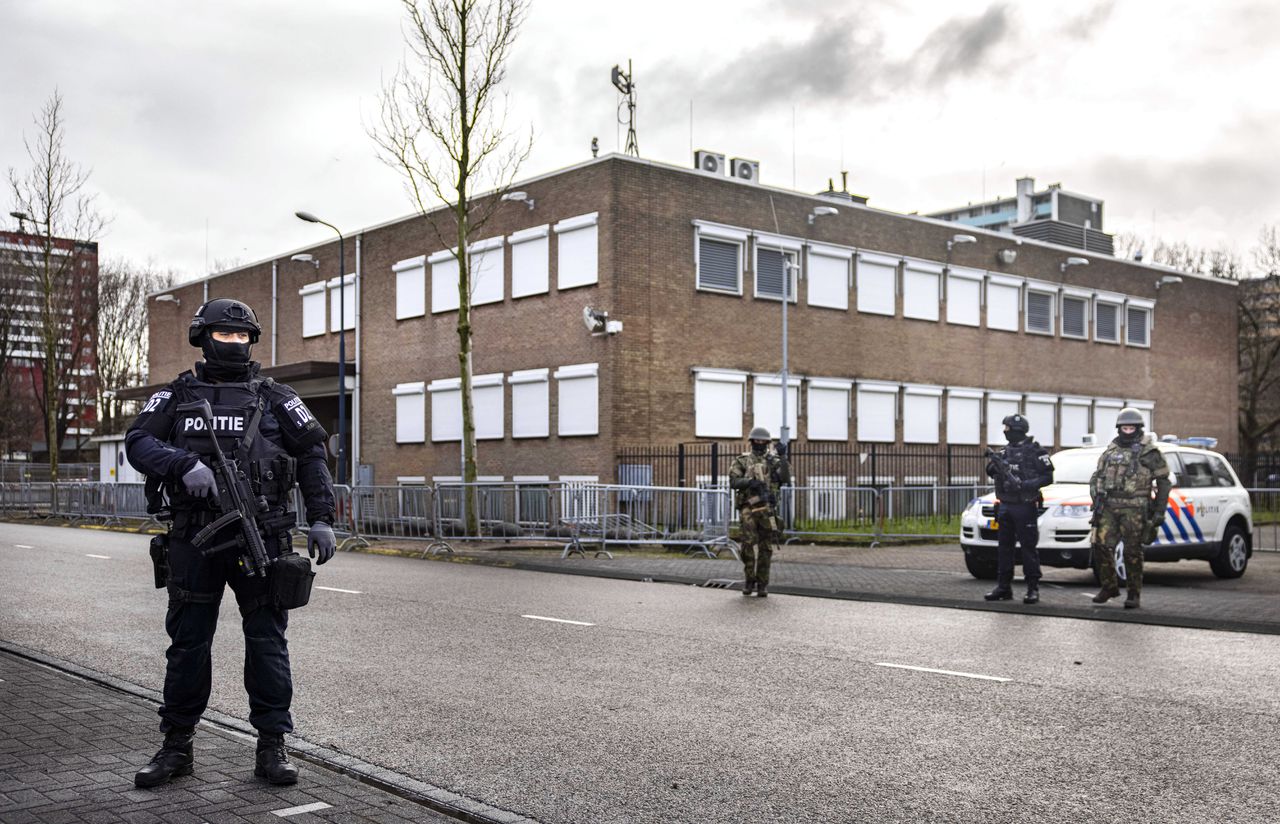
[960,441,1253,581]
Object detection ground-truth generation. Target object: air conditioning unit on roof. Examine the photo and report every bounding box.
[694,150,726,175]
[730,158,760,183]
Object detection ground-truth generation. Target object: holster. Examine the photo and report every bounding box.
[149,534,170,589]
[269,551,314,610]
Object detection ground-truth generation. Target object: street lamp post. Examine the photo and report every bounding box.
[295,211,348,487]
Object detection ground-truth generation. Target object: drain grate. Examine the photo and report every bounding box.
[699,578,740,589]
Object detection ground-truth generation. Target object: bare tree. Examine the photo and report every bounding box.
[7,91,107,477]
[1237,225,1280,482]
[373,0,532,534]
[97,258,178,434]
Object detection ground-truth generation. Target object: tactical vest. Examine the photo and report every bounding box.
[732,452,783,509]
[166,374,297,510]
[993,440,1047,503]
[1097,442,1156,502]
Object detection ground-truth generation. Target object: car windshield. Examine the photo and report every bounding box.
[1050,450,1102,484]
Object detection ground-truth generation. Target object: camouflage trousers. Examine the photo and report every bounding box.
[738,506,778,587]
[1094,506,1146,593]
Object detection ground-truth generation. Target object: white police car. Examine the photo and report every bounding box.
[960,442,1253,581]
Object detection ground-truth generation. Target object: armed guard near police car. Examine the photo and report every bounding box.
[125,298,337,789]
[728,427,791,597]
[983,414,1054,605]
[1089,407,1171,609]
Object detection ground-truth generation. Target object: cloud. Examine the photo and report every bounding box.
[914,4,1012,85]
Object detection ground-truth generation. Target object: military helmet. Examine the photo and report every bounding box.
[188,298,261,347]
[748,426,772,441]
[1001,414,1029,435]
[1116,407,1145,428]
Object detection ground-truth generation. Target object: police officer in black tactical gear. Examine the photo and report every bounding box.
[983,414,1054,605]
[126,298,336,789]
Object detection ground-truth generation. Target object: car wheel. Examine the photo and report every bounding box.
[964,553,998,580]
[1209,523,1249,579]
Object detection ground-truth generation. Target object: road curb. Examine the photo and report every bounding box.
[0,640,541,824]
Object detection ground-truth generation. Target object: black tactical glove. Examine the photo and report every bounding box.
[307,522,336,565]
[747,479,768,499]
[182,461,216,498]
[775,441,788,458]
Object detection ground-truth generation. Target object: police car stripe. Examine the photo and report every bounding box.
[1166,505,1191,541]
[1186,510,1205,541]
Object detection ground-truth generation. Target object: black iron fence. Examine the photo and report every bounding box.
[619,443,1280,490]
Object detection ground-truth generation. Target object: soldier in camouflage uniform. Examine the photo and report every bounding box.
[728,427,791,597]
[1089,407,1171,609]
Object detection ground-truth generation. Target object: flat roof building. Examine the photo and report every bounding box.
[131,154,1236,488]
[927,176,1114,256]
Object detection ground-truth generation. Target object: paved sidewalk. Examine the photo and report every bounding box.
[392,541,1280,634]
[0,650,463,824]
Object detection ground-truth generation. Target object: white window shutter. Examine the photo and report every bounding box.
[694,370,746,438]
[555,214,599,290]
[510,369,550,438]
[394,257,426,320]
[555,363,599,436]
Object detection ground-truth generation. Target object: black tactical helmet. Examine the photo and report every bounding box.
[1002,414,1029,435]
[748,426,772,441]
[1116,407,1145,429]
[188,298,261,347]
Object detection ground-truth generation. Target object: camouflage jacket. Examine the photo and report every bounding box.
[1090,435,1172,508]
[728,449,791,510]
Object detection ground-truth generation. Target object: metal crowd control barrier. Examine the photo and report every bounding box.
[0,483,55,518]
[428,482,582,557]
[780,486,880,544]
[1246,489,1280,552]
[876,484,991,543]
[563,483,738,560]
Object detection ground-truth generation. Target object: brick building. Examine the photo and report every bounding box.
[0,228,99,461]
[128,154,1237,487]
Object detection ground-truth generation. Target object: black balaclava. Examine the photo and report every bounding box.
[200,328,253,381]
[751,441,768,456]
[1004,427,1026,444]
[1116,426,1143,446]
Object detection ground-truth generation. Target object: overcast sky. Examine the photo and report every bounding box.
[3,0,1277,279]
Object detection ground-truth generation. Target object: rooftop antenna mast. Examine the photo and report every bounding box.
[612,60,639,157]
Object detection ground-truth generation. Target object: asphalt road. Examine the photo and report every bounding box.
[2,523,1279,824]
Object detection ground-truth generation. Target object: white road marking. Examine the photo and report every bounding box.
[15,544,34,549]
[522,614,595,626]
[272,801,333,817]
[874,663,1010,683]
[85,554,111,560]
[315,585,362,594]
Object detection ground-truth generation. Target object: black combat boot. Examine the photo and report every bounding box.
[1023,582,1040,605]
[254,733,299,785]
[984,582,1013,601]
[756,584,768,598]
[1092,586,1120,604]
[1124,589,1141,610]
[742,579,755,596]
[134,727,195,788]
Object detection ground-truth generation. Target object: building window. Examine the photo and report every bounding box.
[986,275,1022,332]
[806,244,851,310]
[902,385,942,444]
[393,381,426,443]
[806,475,849,520]
[299,281,326,338]
[856,381,898,443]
[985,392,1021,445]
[469,237,505,307]
[1059,398,1091,447]
[856,253,898,316]
[1061,293,1089,339]
[752,375,800,438]
[1093,399,1124,432]
[694,369,746,438]
[393,256,426,320]
[694,221,748,294]
[945,267,983,327]
[509,368,549,438]
[755,246,797,301]
[902,261,942,322]
[1025,289,1056,335]
[1126,303,1152,347]
[328,274,355,332]
[428,377,462,442]
[1124,401,1154,430]
[555,362,598,436]
[429,250,459,314]
[559,475,601,520]
[946,388,982,445]
[510,226,550,298]
[1024,394,1056,447]
[473,373,504,440]
[1095,301,1121,343]
[806,378,852,442]
[555,213,599,290]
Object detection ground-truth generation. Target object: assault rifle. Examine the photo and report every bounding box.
[175,399,274,578]
[985,447,1023,491]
